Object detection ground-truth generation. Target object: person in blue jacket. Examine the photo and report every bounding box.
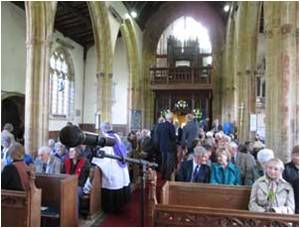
[210,148,241,185]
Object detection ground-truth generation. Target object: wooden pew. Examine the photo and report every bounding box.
[1,169,41,226]
[35,174,78,227]
[80,166,102,219]
[147,171,299,227]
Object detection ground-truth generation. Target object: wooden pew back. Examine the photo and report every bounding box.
[162,181,251,210]
[147,174,299,227]
[1,171,41,226]
[89,166,102,216]
[80,166,102,219]
[35,174,78,226]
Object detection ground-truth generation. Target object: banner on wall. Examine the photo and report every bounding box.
[131,110,142,130]
[250,114,257,132]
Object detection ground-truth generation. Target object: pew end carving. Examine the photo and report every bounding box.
[1,166,41,227]
[150,181,299,227]
[80,166,102,219]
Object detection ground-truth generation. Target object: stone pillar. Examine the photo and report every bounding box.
[88,2,113,123]
[265,1,299,161]
[142,49,156,129]
[24,2,56,155]
[234,2,259,142]
[120,19,142,130]
[222,5,236,123]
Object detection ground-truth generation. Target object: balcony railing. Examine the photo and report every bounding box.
[150,67,212,89]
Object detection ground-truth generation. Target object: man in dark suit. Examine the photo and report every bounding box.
[156,112,176,180]
[176,145,211,183]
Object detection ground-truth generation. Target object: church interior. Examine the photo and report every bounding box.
[1,1,299,227]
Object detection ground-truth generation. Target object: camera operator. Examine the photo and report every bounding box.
[91,122,131,214]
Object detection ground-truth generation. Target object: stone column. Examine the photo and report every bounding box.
[222,5,236,123]
[121,19,142,130]
[265,1,299,161]
[24,2,56,155]
[88,2,113,123]
[234,2,259,142]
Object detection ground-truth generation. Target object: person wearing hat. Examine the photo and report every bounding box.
[1,143,30,191]
[250,148,274,183]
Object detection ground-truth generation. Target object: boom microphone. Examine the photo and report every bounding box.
[59,125,115,147]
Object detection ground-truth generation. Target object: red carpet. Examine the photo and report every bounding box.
[98,173,165,227]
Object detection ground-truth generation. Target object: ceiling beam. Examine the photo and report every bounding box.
[60,2,91,28]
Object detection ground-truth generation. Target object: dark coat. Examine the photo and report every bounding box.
[2,164,24,191]
[283,162,299,185]
[156,121,176,153]
[181,120,199,149]
[176,160,210,183]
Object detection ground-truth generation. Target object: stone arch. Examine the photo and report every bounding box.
[2,94,25,143]
[142,2,225,127]
[87,2,113,122]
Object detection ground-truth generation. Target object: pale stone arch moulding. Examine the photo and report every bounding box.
[119,18,142,131]
[88,1,113,123]
[24,1,57,155]
[142,1,225,127]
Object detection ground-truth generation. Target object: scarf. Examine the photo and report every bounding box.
[106,131,127,168]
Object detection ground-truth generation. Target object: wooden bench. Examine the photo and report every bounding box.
[147,170,299,227]
[1,170,41,226]
[79,166,102,219]
[35,174,78,227]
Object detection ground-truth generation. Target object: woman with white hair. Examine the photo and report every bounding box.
[249,158,295,214]
[251,148,274,182]
[92,122,131,213]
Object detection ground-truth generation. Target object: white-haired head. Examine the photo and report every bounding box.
[215,131,224,139]
[165,112,174,122]
[100,122,112,133]
[1,131,14,148]
[229,141,238,149]
[206,131,213,138]
[48,139,56,148]
[257,148,274,167]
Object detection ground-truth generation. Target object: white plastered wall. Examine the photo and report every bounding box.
[1,2,85,131]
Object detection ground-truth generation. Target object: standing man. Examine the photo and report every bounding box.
[157,112,176,180]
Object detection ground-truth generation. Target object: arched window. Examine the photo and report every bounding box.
[49,48,75,118]
[156,16,212,67]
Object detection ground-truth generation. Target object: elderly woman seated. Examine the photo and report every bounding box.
[249,158,295,214]
[176,145,210,183]
[1,143,30,191]
[210,148,241,185]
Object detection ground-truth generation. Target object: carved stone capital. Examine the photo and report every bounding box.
[281,24,293,35]
[96,72,105,79]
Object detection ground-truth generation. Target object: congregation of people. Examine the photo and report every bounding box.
[1,113,299,216]
[132,112,299,215]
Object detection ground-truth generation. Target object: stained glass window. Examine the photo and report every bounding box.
[49,49,74,118]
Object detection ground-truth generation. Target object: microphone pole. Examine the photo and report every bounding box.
[96,149,158,227]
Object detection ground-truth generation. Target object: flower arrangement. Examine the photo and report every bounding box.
[193,108,202,121]
[160,109,170,118]
[175,100,188,109]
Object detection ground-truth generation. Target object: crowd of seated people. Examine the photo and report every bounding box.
[128,113,298,215]
[1,122,132,216]
[1,119,299,217]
